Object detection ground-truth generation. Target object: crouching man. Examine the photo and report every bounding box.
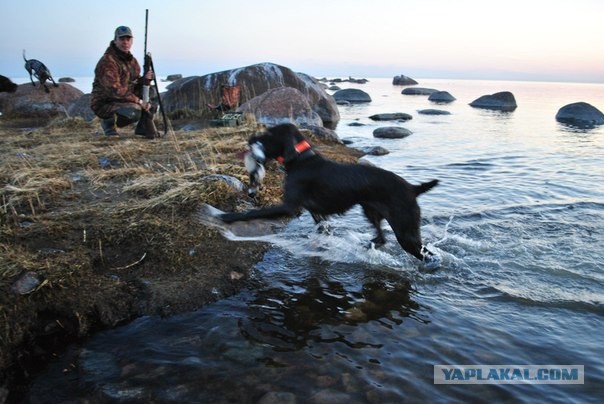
[91,26,159,139]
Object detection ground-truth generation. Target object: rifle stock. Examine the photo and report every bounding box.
[142,9,168,135]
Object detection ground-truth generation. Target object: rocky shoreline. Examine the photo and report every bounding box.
[0,116,360,401]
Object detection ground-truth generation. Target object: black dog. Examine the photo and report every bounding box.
[220,123,439,264]
[0,75,18,93]
[23,50,58,93]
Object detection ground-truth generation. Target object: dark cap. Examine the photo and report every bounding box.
[114,26,133,39]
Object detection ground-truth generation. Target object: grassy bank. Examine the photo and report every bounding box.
[0,116,359,397]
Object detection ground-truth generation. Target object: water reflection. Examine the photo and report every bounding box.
[27,265,431,403]
[241,275,426,351]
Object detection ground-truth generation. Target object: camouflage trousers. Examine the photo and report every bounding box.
[92,101,142,121]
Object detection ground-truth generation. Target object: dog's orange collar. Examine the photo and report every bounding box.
[277,140,312,164]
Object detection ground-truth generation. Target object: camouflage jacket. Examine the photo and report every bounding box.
[90,41,143,114]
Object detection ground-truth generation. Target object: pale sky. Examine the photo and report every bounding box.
[2,0,603,83]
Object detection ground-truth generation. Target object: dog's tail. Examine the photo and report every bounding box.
[22,49,27,62]
[413,179,439,196]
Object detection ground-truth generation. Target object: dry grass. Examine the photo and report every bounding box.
[0,116,360,386]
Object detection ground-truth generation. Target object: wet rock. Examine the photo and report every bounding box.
[418,109,451,115]
[59,77,75,83]
[341,373,358,393]
[373,127,413,139]
[11,272,41,295]
[316,375,337,388]
[327,85,341,91]
[258,391,297,404]
[369,112,412,121]
[401,87,438,95]
[470,91,517,111]
[222,346,264,365]
[429,90,456,103]
[358,146,389,156]
[392,74,418,85]
[311,389,352,404]
[348,122,365,126]
[555,102,604,128]
[332,88,371,104]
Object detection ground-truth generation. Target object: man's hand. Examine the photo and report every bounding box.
[144,68,154,81]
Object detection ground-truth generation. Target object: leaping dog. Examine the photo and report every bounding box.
[23,50,58,93]
[219,123,439,265]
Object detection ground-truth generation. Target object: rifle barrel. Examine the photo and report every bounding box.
[144,9,149,60]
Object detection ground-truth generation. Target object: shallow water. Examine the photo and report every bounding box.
[28,79,604,402]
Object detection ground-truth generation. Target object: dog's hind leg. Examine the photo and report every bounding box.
[362,204,386,247]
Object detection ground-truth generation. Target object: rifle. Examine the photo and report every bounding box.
[143,9,168,136]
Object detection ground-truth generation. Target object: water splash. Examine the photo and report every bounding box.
[198,204,425,270]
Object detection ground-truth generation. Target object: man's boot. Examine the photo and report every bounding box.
[134,111,159,139]
[101,115,119,136]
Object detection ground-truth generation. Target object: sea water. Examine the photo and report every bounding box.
[27,78,604,402]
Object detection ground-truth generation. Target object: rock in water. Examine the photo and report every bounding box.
[555,102,604,128]
[373,127,413,139]
[470,91,517,111]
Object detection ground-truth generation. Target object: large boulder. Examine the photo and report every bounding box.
[470,91,517,111]
[555,102,604,128]
[0,83,83,118]
[238,87,322,127]
[401,87,438,96]
[298,124,342,143]
[67,93,96,122]
[161,63,339,127]
[392,75,418,85]
[429,91,456,103]
[373,126,413,139]
[332,88,371,104]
